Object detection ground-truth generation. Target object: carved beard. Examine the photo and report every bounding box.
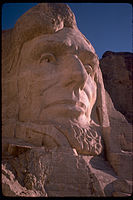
[15,119,103,156]
[54,120,103,156]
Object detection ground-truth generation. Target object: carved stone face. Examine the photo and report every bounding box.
[18,28,98,126]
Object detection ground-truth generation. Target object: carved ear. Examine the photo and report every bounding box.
[91,67,110,128]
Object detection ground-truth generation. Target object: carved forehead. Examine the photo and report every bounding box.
[22,28,96,57]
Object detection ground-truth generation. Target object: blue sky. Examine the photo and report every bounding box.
[2,3,132,59]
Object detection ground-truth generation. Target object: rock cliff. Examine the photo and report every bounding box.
[2,3,133,197]
[100,51,133,124]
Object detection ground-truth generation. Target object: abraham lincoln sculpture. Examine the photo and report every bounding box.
[2,3,132,197]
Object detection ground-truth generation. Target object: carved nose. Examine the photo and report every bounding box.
[62,54,88,90]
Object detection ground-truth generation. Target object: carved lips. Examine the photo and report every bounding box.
[43,99,87,112]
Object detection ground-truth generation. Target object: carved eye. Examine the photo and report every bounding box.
[39,53,56,64]
[44,57,50,63]
[84,64,93,75]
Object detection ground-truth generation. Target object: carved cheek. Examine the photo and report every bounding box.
[84,76,97,103]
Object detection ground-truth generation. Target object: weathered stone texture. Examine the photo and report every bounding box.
[100,51,133,124]
[2,3,132,197]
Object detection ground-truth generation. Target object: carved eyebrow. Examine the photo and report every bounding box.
[30,40,74,59]
[78,49,96,61]
[30,39,98,68]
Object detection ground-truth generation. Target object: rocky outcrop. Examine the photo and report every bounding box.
[2,145,116,197]
[100,51,133,124]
